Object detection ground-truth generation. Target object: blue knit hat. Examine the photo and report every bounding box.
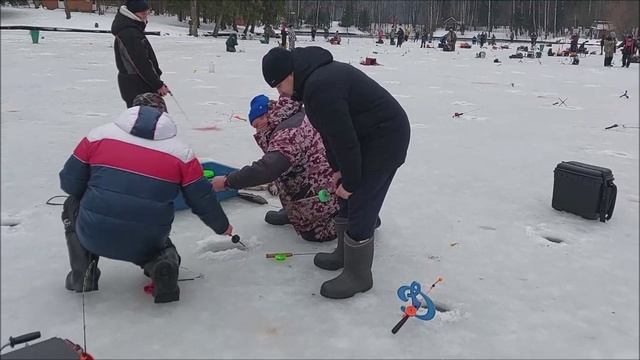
[248,95,269,124]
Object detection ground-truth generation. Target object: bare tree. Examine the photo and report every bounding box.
[189,0,198,36]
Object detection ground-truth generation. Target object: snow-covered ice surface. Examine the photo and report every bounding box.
[2,7,639,359]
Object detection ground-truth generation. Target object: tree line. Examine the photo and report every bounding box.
[6,0,639,37]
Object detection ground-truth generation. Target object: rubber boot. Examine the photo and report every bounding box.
[143,241,181,303]
[313,217,347,270]
[319,234,374,299]
[62,196,99,293]
[264,208,290,225]
[65,232,100,292]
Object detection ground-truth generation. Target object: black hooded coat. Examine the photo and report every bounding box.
[291,47,411,193]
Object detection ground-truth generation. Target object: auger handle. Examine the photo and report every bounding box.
[9,331,41,347]
[391,315,409,334]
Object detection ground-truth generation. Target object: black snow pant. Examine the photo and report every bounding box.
[62,196,179,271]
[604,56,613,66]
[337,169,398,241]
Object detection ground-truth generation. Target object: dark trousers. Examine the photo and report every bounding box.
[338,169,397,241]
[604,56,613,66]
[62,196,177,268]
[622,53,631,67]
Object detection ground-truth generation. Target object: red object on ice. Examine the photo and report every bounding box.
[193,125,220,131]
[360,57,379,66]
[144,282,155,294]
[80,352,95,360]
[404,305,417,317]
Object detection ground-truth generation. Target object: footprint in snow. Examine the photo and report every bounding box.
[451,101,475,106]
[525,225,569,246]
[598,150,633,159]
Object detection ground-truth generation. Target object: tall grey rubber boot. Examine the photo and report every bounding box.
[62,195,99,293]
[313,217,347,270]
[319,234,374,299]
[143,240,181,304]
[264,208,291,225]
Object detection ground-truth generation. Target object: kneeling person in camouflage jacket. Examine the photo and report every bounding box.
[212,95,339,242]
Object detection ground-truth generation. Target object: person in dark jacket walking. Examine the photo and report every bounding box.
[212,95,340,242]
[261,47,411,299]
[311,26,317,41]
[111,0,169,108]
[59,93,233,304]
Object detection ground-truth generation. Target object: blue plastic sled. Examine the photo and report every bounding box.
[174,160,239,211]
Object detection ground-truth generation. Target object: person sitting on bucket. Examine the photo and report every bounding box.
[211,95,340,242]
[226,33,238,52]
[59,93,234,304]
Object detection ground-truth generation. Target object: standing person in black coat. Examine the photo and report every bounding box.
[111,0,169,108]
[396,27,405,47]
[261,47,411,299]
[280,23,288,48]
[311,26,317,41]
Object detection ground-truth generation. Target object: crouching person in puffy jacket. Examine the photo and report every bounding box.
[59,93,233,304]
[212,95,339,242]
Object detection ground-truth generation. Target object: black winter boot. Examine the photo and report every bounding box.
[63,196,100,293]
[65,232,100,292]
[143,241,181,303]
[320,234,374,299]
[313,217,347,270]
[264,208,291,225]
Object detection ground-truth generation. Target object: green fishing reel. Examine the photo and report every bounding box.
[203,169,215,180]
[317,189,331,203]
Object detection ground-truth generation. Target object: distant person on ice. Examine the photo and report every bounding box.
[280,23,288,48]
[619,34,638,68]
[226,33,238,52]
[288,25,297,50]
[211,95,340,242]
[445,28,457,51]
[59,93,233,304]
[396,26,404,47]
[111,0,169,108]
[261,47,410,299]
[603,34,615,66]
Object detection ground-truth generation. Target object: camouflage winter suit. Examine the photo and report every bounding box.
[254,97,339,241]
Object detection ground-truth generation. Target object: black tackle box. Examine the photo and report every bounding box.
[552,161,617,222]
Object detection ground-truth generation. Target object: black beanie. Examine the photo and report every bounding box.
[126,0,149,13]
[262,47,294,88]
